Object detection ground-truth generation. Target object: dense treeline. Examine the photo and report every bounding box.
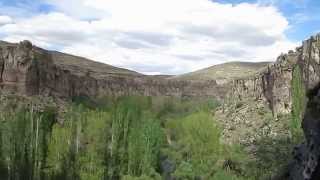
[0,106,55,180]
[0,95,302,180]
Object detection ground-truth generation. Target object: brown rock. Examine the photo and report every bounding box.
[0,40,223,99]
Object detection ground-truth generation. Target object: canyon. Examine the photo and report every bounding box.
[1,33,320,179]
[0,40,224,99]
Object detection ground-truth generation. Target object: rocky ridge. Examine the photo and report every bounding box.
[0,40,225,99]
[222,33,320,180]
[227,33,320,116]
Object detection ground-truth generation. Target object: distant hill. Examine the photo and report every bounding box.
[49,51,141,78]
[170,61,270,82]
[0,40,222,98]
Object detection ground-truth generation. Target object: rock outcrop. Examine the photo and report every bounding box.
[286,35,320,180]
[228,34,320,116]
[0,40,224,99]
[287,85,320,180]
[225,33,320,179]
[227,50,299,116]
[0,40,39,95]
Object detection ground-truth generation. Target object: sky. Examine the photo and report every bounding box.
[0,0,319,75]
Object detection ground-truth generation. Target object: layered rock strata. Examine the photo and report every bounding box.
[227,34,320,116]
[226,33,320,179]
[0,40,224,99]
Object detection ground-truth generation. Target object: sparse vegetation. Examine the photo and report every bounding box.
[171,62,269,81]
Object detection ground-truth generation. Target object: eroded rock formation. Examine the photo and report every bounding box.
[0,40,223,99]
[0,40,39,95]
[227,34,320,116]
[225,33,320,179]
[286,84,320,180]
[286,35,320,180]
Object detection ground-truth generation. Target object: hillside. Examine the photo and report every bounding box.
[0,40,222,98]
[1,33,320,179]
[49,51,141,78]
[171,61,270,82]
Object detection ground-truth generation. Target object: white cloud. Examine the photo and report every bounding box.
[0,16,12,26]
[0,0,298,75]
[44,0,107,19]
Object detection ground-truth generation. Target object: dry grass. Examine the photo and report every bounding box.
[171,61,270,81]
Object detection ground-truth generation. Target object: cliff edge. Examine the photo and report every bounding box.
[0,40,224,99]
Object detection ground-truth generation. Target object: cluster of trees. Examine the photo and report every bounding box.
[0,97,166,180]
[0,106,55,180]
[106,97,163,179]
[0,93,304,180]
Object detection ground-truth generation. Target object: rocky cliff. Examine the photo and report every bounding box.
[287,34,320,180]
[0,40,224,99]
[224,34,320,179]
[228,34,320,117]
[227,50,300,116]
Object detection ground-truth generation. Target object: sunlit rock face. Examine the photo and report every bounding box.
[279,34,320,180]
[0,40,223,99]
[222,34,320,179]
[287,34,320,180]
[0,40,40,95]
[227,34,320,117]
[227,49,299,116]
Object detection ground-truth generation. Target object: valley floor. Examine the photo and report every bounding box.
[0,95,302,180]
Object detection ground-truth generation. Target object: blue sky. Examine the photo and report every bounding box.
[0,0,319,74]
[3,0,319,40]
[218,0,320,41]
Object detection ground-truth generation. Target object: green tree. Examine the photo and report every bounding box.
[107,97,163,179]
[291,65,305,142]
[166,111,222,179]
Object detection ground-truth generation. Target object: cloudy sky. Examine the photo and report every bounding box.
[0,0,319,75]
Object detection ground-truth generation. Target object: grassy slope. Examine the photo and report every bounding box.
[1,40,269,83]
[171,61,270,81]
[0,40,141,78]
[49,51,141,78]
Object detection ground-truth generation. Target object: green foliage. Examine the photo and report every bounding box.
[0,106,56,180]
[127,118,163,176]
[0,95,296,180]
[154,97,220,121]
[291,65,305,142]
[46,105,110,180]
[165,111,246,179]
[107,96,163,179]
[212,169,245,180]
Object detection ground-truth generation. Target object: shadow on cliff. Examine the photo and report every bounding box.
[273,83,320,180]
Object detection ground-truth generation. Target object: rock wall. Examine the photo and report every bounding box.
[287,85,320,180]
[0,40,223,99]
[228,34,320,117]
[0,40,40,95]
[225,33,320,179]
[286,35,320,180]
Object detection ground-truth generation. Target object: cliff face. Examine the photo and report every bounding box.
[287,35,320,180]
[0,41,223,99]
[0,40,40,95]
[228,34,320,117]
[235,34,320,114]
[226,34,320,179]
